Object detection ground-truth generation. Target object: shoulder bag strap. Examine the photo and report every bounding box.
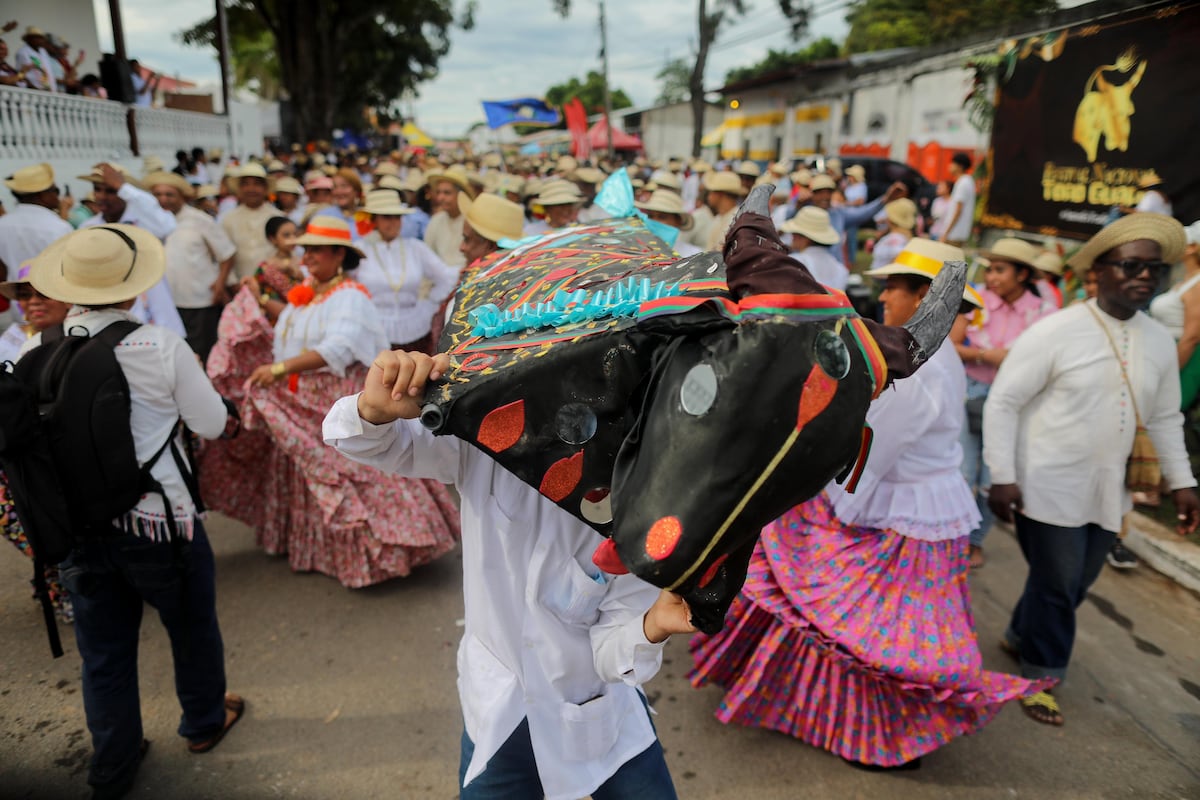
[1084,302,1144,428]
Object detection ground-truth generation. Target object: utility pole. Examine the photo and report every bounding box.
[599,0,614,162]
[215,0,232,114]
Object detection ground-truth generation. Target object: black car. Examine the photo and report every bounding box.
[795,156,937,224]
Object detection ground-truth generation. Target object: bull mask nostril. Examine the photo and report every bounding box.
[813,329,851,381]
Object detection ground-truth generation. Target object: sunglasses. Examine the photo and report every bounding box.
[1095,259,1172,280]
[15,285,46,301]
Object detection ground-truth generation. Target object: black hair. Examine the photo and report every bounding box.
[951,152,972,171]
[80,73,100,87]
[340,247,361,270]
[890,273,932,294]
[264,216,294,240]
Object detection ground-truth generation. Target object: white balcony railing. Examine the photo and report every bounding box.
[0,84,232,194]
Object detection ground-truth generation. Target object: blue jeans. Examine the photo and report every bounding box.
[61,521,227,790]
[458,704,677,799]
[1004,514,1115,681]
[960,377,993,548]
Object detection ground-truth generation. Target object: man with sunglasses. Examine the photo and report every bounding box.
[982,213,1200,728]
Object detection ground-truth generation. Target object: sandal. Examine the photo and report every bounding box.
[1020,691,1063,726]
[188,693,245,754]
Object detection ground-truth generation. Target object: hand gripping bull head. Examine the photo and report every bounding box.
[421,186,965,633]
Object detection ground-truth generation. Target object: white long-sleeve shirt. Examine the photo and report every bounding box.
[20,308,228,538]
[322,398,666,800]
[355,233,458,345]
[424,211,466,268]
[0,203,74,283]
[273,285,388,375]
[983,299,1196,532]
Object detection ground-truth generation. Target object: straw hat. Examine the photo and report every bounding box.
[77,163,140,189]
[979,237,1043,272]
[363,189,413,216]
[703,171,747,197]
[274,176,303,195]
[734,160,762,179]
[496,174,526,197]
[884,198,916,231]
[373,162,400,177]
[142,155,165,175]
[428,164,475,197]
[523,177,544,198]
[294,215,366,257]
[29,224,165,306]
[768,160,790,178]
[237,163,269,181]
[23,26,46,39]
[266,159,287,173]
[1137,170,1164,190]
[0,263,34,300]
[826,156,843,175]
[1066,212,1186,271]
[649,171,682,193]
[780,206,839,246]
[306,175,333,191]
[573,167,605,185]
[635,189,694,231]
[459,193,525,244]
[376,174,405,192]
[1034,250,1064,276]
[533,180,584,207]
[866,238,984,308]
[809,174,837,192]
[144,171,196,198]
[691,159,712,174]
[4,162,56,194]
[845,164,866,181]
[556,155,579,175]
[194,184,219,200]
[482,152,503,169]
[789,168,812,187]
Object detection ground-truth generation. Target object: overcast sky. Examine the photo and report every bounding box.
[95,0,854,138]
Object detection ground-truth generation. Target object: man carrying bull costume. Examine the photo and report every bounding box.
[323,186,961,795]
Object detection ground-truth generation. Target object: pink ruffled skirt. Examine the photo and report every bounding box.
[200,288,461,587]
[689,492,1046,766]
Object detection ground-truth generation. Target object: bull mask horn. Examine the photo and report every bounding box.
[902,259,968,366]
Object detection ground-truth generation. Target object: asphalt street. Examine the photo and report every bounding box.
[2,513,1198,800]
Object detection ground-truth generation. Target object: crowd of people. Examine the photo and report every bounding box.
[1,140,1198,799]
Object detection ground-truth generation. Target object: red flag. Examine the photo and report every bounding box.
[562,97,592,160]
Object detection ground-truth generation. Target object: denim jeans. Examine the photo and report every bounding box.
[458,702,677,799]
[61,521,227,790]
[1004,514,1115,681]
[960,376,993,547]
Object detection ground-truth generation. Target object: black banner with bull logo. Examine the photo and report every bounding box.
[984,1,1200,239]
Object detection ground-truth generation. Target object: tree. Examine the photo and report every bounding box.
[553,1,809,157]
[723,37,842,86]
[545,71,633,114]
[845,0,1058,54]
[655,58,692,106]
[177,0,473,143]
[178,8,281,100]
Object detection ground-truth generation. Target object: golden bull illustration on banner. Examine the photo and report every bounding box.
[1072,48,1147,163]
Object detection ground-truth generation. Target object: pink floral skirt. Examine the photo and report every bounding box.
[689,492,1047,766]
[200,288,461,588]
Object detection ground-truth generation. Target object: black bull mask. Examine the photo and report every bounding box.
[420,186,965,633]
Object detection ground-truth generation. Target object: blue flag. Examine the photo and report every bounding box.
[482,98,560,129]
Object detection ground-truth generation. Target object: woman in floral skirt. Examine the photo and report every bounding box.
[689,239,1047,769]
[201,216,459,586]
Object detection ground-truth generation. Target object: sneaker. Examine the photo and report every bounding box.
[1107,540,1138,570]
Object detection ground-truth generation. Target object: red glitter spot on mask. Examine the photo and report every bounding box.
[592,538,629,574]
[540,450,584,501]
[796,363,837,430]
[698,553,729,589]
[645,516,682,561]
[546,267,578,281]
[478,400,525,453]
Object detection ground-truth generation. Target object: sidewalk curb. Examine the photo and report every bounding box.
[1125,511,1200,595]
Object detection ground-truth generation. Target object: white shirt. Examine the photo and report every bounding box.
[220,202,281,282]
[0,203,73,280]
[131,72,152,107]
[844,181,868,206]
[19,308,227,538]
[424,211,466,268]
[683,205,714,249]
[1136,190,1173,217]
[1149,273,1200,340]
[273,284,388,375]
[871,231,910,271]
[681,173,700,211]
[929,195,952,240]
[0,322,30,364]
[80,185,186,337]
[355,233,458,345]
[705,208,736,252]
[14,44,57,91]
[322,400,665,800]
[826,343,980,540]
[946,174,976,242]
[792,247,848,291]
[523,220,550,237]
[164,205,237,308]
[983,300,1196,533]
[674,239,702,257]
[577,204,608,223]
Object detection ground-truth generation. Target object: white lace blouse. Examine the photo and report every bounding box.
[272,283,389,375]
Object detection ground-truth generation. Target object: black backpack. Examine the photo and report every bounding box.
[0,320,201,657]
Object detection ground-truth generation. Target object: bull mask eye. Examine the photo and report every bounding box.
[555,403,598,445]
[813,329,851,380]
[680,363,718,416]
[580,487,613,524]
